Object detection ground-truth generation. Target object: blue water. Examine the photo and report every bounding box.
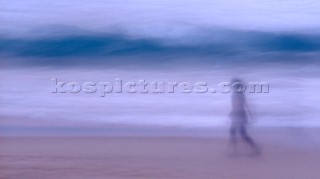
[1,30,320,59]
[1,0,320,129]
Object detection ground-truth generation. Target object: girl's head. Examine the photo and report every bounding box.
[230,77,245,93]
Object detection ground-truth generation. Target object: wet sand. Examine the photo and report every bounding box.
[0,136,319,179]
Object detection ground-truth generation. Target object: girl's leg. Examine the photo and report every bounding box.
[239,125,260,155]
[229,126,238,155]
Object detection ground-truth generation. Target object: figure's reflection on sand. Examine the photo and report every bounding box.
[228,78,260,157]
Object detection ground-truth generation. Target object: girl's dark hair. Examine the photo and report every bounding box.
[231,77,243,84]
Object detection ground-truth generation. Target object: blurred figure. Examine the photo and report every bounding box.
[228,78,260,157]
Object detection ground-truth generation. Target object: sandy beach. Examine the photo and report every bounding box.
[1,134,319,179]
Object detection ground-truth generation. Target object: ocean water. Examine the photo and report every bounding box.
[0,0,320,129]
[1,58,319,128]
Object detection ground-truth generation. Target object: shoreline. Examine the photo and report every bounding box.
[1,125,320,151]
[1,135,320,179]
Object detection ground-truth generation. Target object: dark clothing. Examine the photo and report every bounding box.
[230,93,248,126]
[229,92,260,155]
[230,123,256,147]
